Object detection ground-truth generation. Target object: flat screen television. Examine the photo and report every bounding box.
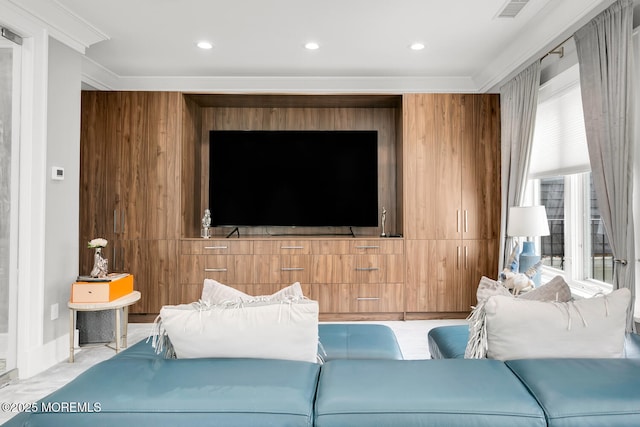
[209,130,378,228]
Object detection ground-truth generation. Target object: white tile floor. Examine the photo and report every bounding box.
[0,319,467,425]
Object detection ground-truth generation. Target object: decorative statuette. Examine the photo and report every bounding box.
[88,238,109,278]
[201,208,212,239]
[380,207,387,237]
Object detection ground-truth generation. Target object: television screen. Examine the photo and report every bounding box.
[209,130,378,227]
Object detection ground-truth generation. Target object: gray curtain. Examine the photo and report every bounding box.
[498,62,541,272]
[574,0,635,332]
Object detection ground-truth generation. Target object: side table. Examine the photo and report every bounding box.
[68,290,141,362]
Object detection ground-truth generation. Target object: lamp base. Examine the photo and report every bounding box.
[519,241,541,286]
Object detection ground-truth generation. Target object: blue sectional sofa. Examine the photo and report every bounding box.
[4,323,640,427]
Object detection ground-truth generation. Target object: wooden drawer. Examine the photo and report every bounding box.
[351,283,404,313]
[180,239,253,255]
[253,240,312,254]
[349,239,403,254]
[179,254,254,284]
[345,255,404,284]
[310,283,351,313]
[310,283,404,313]
[309,240,351,254]
[254,254,311,284]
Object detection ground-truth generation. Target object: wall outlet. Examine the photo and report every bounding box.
[50,303,59,320]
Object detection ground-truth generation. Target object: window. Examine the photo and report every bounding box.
[528,64,613,294]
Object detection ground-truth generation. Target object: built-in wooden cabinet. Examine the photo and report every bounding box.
[179,238,404,316]
[79,91,500,318]
[403,94,500,316]
[79,91,181,313]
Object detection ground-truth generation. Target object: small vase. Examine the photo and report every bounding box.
[90,247,109,278]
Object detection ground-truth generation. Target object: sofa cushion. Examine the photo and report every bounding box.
[507,358,640,427]
[157,298,319,362]
[314,359,546,427]
[624,332,640,358]
[485,288,630,360]
[318,324,403,361]
[6,357,320,427]
[428,324,640,361]
[428,324,468,359]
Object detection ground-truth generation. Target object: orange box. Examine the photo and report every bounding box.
[71,274,134,303]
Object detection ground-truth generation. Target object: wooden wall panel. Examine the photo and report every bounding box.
[181,96,203,238]
[462,95,501,240]
[196,106,399,238]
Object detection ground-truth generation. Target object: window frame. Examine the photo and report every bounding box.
[528,174,613,297]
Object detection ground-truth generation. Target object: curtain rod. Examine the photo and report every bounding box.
[540,35,574,61]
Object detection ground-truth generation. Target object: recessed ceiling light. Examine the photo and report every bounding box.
[197,41,213,50]
[305,42,320,50]
[410,42,425,51]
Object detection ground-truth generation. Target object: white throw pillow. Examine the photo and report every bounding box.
[485,288,630,360]
[158,298,319,363]
[201,279,304,304]
[201,279,250,303]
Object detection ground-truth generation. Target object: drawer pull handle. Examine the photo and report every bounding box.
[281,246,304,249]
[204,246,228,250]
[204,268,228,272]
[355,245,380,249]
[281,267,304,271]
[356,297,380,301]
[355,267,379,271]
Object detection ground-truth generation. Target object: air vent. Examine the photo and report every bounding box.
[497,0,530,18]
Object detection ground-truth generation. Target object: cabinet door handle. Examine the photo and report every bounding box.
[119,247,124,271]
[121,210,125,234]
[355,267,379,271]
[355,245,380,249]
[457,246,461,269]
[464,210,468,233]
[204,268,228,272]
[281,267,304,271]
[356,297,380,301]
[204,246,228,250]
[113,210,118,234]
[281,246,304,250]
[112,247,116,271]
[465,246,468,269]
[457,209,460,233]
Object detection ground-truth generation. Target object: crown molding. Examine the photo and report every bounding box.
[79,64,480,94]
[475,0,615,93]
[7,0,108,53]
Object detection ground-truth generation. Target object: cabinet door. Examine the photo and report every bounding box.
[405,240,462,312]
[403,94,463,240]
[79,92,121,275]
[120,239,178,314]
[118,92,181,240]
[463,239,499,308]
[462,95,500,240]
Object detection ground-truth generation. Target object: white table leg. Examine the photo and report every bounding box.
[123,306,129,348]
[69,309,75,363]
[115,307,121,353]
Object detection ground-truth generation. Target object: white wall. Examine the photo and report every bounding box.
[43,37,81,343]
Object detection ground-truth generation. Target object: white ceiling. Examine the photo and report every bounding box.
[11,0,618,92]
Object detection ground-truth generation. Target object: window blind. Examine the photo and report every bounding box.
[529,65,590,179]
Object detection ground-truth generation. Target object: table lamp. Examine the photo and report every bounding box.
[507,206,550,286]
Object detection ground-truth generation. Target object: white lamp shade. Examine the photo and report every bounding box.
[507,206,550,237]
